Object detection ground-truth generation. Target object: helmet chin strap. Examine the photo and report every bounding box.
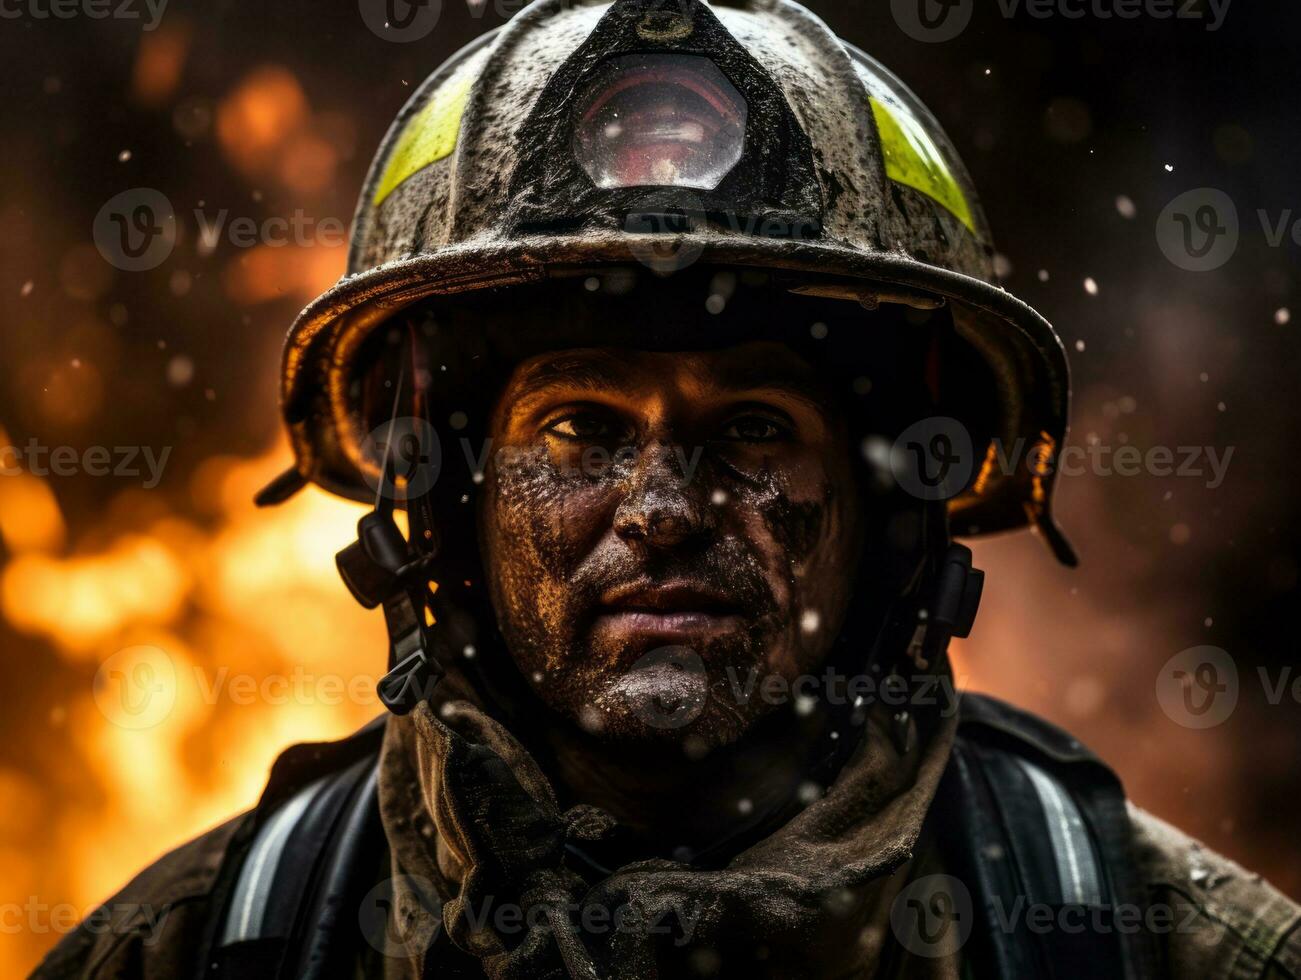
[335,354,449,716]
[335,488,445,715]
[864,502,985,753]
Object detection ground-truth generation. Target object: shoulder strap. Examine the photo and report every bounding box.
[931,694,1159,980]
[205,720,388,980]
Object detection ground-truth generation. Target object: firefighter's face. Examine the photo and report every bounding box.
[480,343,862,746]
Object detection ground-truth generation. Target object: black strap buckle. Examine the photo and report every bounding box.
[930,543,985,641]
[336,510,443,715]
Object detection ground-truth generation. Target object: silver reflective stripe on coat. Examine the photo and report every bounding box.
[221,777,329,945]
[1015,757,1103,906]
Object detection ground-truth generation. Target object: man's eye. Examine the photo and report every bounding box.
[720,416,788,442]
[546,413,622,441]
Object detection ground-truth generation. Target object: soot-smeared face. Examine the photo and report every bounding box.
[479,342,863,746]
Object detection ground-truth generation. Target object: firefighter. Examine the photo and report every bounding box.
[36,1,1299,977]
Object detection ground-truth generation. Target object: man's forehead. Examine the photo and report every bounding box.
[505,343,823,401]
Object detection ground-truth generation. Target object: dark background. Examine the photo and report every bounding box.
[2,0,1299,972]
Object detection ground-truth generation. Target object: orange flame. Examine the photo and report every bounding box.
[2,445,384,975]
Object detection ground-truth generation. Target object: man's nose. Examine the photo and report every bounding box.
[613,443,713,550]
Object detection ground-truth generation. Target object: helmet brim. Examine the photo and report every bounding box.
[282,233,1076,564]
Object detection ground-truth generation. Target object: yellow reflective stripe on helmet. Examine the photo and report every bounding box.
[869,97,975,234]
[373,69,476,207]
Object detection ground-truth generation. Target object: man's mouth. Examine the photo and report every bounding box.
[592,579,746,646]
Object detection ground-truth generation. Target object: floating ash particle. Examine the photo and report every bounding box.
[166,355,194,387]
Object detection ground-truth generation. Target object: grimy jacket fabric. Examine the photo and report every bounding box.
[31,685,1301,979]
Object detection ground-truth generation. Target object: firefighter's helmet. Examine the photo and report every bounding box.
[269,0,1075,564]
